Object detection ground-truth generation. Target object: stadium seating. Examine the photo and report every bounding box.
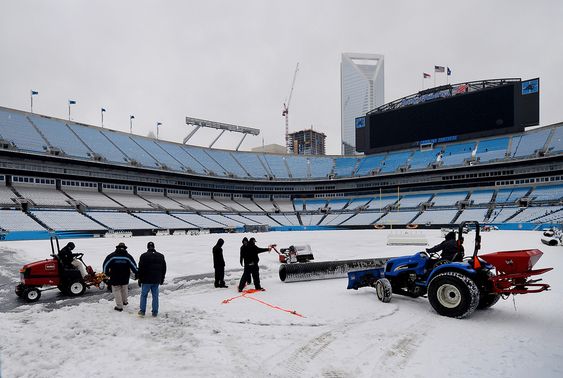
[14,185,72,207]
[454,208,489,223]
[354,154,385,176]
[377,211,420,225]
[341,212,384,226]
[285,155,309,179]
[101,130,161,168]
[380,151,411,173]
[408,148,440,170]
[269,214,300,226]
[157,141,207,174]
[253,197,277,212]
[495,187,531,204]
[206,149,248,178]
[104,192,155,209]
[432,192,468,207]
[0,185,16,206]
[529,184,563,202]
[397,194,432,208]
[221,214,263,226]
[67,124,129,163]
[184,147,227,176]
[241,214,281,227]
[0,109,47,153]
[87,211,154,230]
[304,199,327,211]
[214,196,250,212]
[415,209,459,225]
[28,115,92,158]
[198,214,242,227]
[469,190,494,204]
[546,126,563,154]
[366,196,398,210]
[31,210,106,231]
[232,153,270,178]
[319,213,354,225]
[309,157,333,178]
[263,155,290,179]
[475,137,509,163]
[300,214,325,226]
[440,142,475,166]
[0,210,45,231]
[63,190,121,208]
[326,199,349,210]
[137,193,184,211]
[133,137,186,171]
[346,198,372,210]
[170,213,226,228]
[234,198,266,212]
[489,207,521,223]
[192,197,229,212]
[133,212,193,229]
[507,206,562,223]
[510,128,551,158]
[273,197,294,212]
[333,157,358,177]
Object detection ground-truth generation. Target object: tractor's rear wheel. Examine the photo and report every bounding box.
[428,271,480,318]
[374,278,392,303]
[67,281,86,297]
[24,287,41,302]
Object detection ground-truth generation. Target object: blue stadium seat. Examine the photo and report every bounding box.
[309,157,333,178]
[285,155,309,178]
[184,146,227,176]
[0,109,47,153]
[28,116,91,158]
[475,137,509,163]
[132,136,186,171]
[232,152,270,178]
[355,154,385,176]
[155,141,207,174]
[529,184,563,202]
[206,149,248,178]
[67,124,129,163]
[263,155,290,178]
[333,157,358,177]
[380,151,412,173]
[510,129,551,158]
[409,148,440,170]
[440,142,475,166]
[546,126,563,155]
[101,130,161,168]
[495,187,531,203]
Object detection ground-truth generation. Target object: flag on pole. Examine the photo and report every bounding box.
[434,66,445,73]
[157,122,162,126]
[447,67,452,76]
[130,115,135,120]
[101,108,106,112]
[423,73,431,78]
[69,100,76,105]
[31,90,39,95]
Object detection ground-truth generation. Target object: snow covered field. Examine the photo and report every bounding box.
[0,229,562,378]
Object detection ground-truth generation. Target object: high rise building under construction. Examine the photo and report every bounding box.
[288,129,326,155]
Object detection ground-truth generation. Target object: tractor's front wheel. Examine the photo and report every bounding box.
[67,280,86,297]
[24,287,41,302]
[374,278,392,303]
[428,272,479,318]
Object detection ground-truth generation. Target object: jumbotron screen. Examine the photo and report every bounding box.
[357,79,539,154]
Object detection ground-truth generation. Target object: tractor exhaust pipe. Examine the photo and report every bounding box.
[279,258,390,283]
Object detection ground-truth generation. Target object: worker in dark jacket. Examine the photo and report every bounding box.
[58,242,87,278]
[103,242,138,312]
[426,231,464,262]
[240,237,251,285]
[138,241,166,317]
[237,237,273,292]
[213,238,228,288]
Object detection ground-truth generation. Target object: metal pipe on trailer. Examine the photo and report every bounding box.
[279,258,390,283]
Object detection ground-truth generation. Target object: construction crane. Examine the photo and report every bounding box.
[282,63,299,153]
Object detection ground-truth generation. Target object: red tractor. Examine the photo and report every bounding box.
[15,237,106,302]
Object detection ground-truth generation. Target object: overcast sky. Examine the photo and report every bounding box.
[0,0,561,155]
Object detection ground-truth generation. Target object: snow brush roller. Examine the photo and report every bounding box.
[279,258,390,283]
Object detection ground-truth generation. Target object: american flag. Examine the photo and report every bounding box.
[423,73,431,79]
[434,65,445,73]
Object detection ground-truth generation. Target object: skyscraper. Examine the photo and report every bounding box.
[341,53,384,155]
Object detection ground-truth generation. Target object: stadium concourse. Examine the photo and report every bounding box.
[0,105,562,241]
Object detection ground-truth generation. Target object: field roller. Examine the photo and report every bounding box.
[279,258,390,282]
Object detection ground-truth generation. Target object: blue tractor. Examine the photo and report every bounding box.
[347,221,551,318]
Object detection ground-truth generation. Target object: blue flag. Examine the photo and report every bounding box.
[31,90,39,95]
[130,115,135,119]
[447,67,452,76]
[69,100,76,105]
[101,108,106,112]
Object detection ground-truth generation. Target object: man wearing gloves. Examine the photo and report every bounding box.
[138,241,167,317]
[103,242,138,312]
[237,237,273,292]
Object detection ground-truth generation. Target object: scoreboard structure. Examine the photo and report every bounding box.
[356,78,539,154]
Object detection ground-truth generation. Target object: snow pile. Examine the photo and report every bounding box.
[1,230,562,377]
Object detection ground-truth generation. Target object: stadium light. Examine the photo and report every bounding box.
[184,116,260,150]
[130,115,135,134]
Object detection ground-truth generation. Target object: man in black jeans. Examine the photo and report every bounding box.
[213,238,228,288]
[238,237,273,292]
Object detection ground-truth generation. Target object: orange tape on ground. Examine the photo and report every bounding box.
[222,289,304,318]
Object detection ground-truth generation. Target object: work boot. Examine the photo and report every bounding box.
[114,306,123,312]
[138,311,145,317]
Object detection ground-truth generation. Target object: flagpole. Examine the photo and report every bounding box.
[30,91,33,113]
[68,103,71,121]
[101,109,104,128]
